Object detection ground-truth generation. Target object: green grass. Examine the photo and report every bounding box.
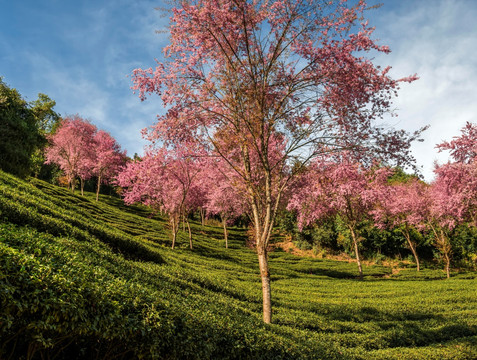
[0,170,476,359]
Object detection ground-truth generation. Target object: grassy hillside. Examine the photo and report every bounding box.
[0,170,476,359]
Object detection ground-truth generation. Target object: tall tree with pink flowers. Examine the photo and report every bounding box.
[91,130,127,201]
[131,0,425,323]
[372,178,428,271]
[288,155,392,278]
[45,115,97,193]
[202,158,248,248]
[118,146,205,249]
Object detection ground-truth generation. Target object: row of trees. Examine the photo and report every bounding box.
[117,122,477,281]
[0,77,127,198]
[288,128,477,280]
[45,115,127,201]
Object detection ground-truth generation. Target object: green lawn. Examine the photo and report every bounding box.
[0,170,475,359]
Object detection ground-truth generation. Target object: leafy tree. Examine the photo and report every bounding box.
[0,78,42,177]
[30,93,61,134]
[29,93,61,178]
[132,0,424,323]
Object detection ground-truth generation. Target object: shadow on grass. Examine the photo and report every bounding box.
[277,302,477,350]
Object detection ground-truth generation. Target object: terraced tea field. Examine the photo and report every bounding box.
[0,170,476,359]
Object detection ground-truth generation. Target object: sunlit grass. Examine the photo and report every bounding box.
[0,170,476,359]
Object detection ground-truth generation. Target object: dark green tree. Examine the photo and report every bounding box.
[0,78,42,177]
[29,93,61,178]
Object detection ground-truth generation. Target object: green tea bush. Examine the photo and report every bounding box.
[0,170,476,359]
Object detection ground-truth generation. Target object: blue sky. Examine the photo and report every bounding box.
[1,0,477,181]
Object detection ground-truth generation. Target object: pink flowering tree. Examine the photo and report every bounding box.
[427,162,477,278]
[91,130,127,201]
[430,122,477,277]
[436,122,477,164]
[372,178,428,271]
[131,0,424,323]
[289,155,392,278]
[202,159,248,248]
[117,146,204,249]
[435,122,477,224]
[426,176,456,279]
[45,115,97,193]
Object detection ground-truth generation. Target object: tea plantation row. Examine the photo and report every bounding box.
[0,170,476,359]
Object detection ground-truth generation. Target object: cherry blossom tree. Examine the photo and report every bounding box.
[202,159,248,248]
[430,122,477,277]
[289,155,392,278]
[91,130,127,201]
[372,178,428,271]
[132,0,424,323]
[45,115,97,193]
[118,146,204,249]
[436,122,477,164]
[435,122,477,225]
[426,174,458,279]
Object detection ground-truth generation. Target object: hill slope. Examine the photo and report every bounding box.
[0,170,476,359]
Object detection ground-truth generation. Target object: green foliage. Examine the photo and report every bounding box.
[30,93,61,135]
[387,167,420,184]
[0,170,476,359]
[0,78,60,179]
[451,225,477,269]
[0,78,42,177]
[275,210,338,252]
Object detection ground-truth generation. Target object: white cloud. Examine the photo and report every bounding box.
[370,0,477,181]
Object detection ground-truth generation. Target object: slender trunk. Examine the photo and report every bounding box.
[171,215,178,250]
[258,247,272,324]
[430,224,452,279]
[182,212,186,233]
[440,230,451,279]
[222,215,228,249]
[349,225,363,279]
[241,141,279,324]
[80,178,85,196]
[403,227,420,271]
[444,251,450,279]
[96,175,101,201]
[200,207,205,227]
[186,217,192,250]
[70,177,76,193]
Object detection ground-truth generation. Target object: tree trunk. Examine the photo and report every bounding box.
[186,217,192,250]
[200,207,205,227]
[171,215,178,250]
[258,248,272,324]
[241,142,280,324]
[403,227,420,271]
[222,215,228,249]
[80,178,85,196]
[96,175,101,201]
[430,225,452,279]
[441,230,451,279]
[349,225,363,279]
[444,251,450,279]
[70,177,76,193]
